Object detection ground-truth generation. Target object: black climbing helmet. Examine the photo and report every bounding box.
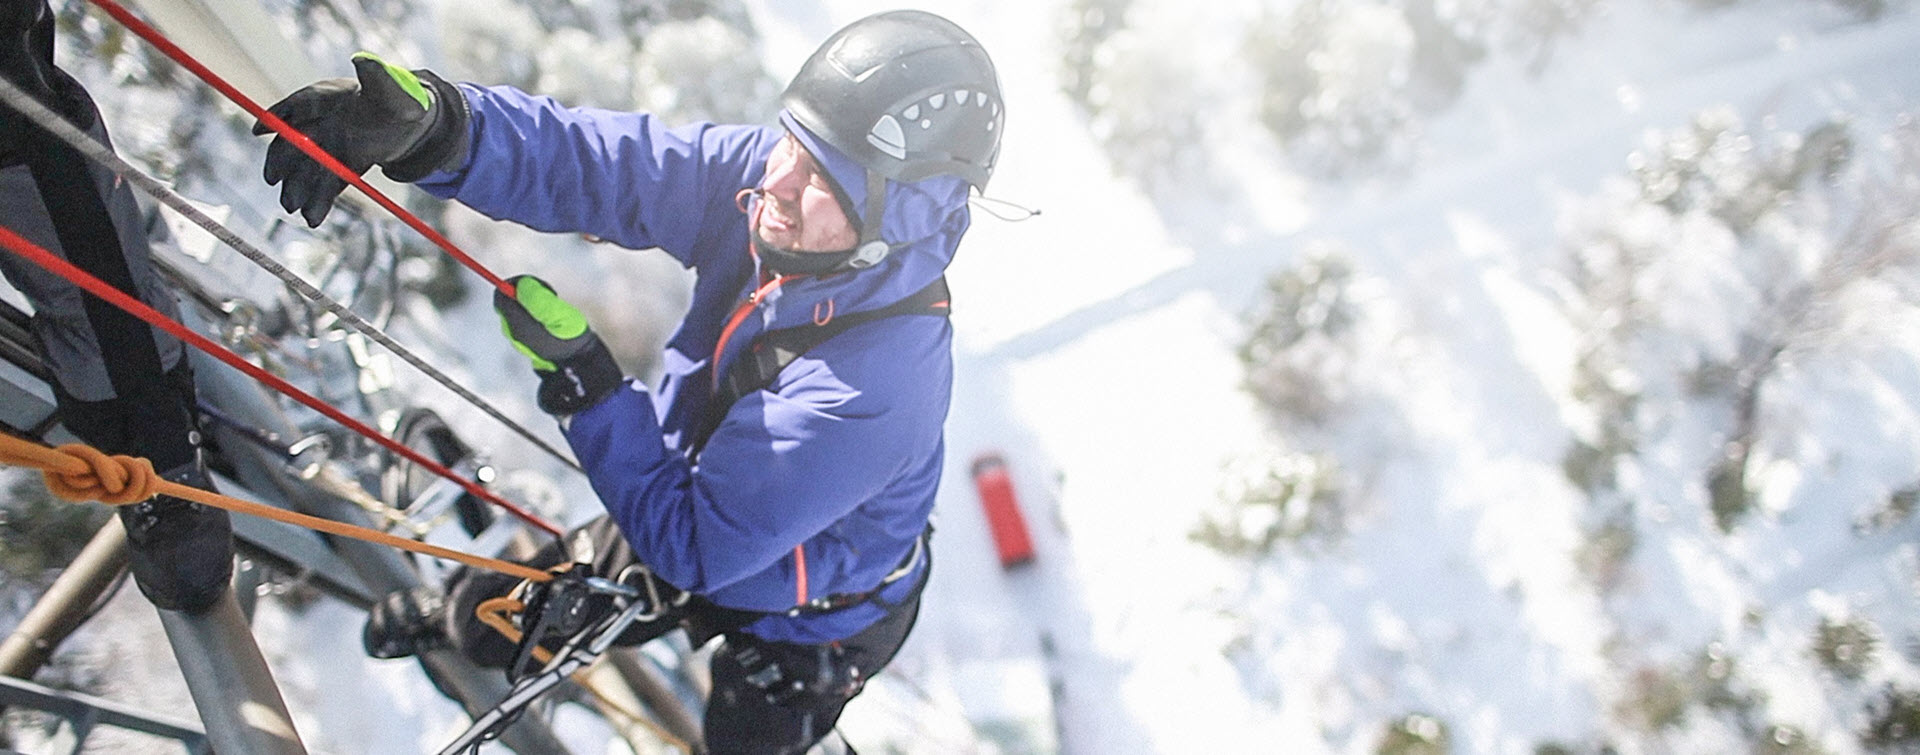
[782,10,1003,191]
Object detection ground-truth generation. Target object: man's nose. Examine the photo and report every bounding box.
[763,159,804,199]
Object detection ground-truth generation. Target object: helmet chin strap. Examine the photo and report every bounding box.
[845,170,891,269]
[757,169,891,276]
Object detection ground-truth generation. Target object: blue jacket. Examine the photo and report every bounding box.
[418,84,967,643]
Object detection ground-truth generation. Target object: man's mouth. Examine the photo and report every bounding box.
[758,198,797,235]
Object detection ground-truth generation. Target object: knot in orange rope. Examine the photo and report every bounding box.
[42,443,159,505]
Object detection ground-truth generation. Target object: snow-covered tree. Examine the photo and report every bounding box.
[1556,107,1920,750]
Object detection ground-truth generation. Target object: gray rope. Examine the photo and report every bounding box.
[0,75,583,474]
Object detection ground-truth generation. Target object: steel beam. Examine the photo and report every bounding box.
[188,346,572,754]
[154,592,306,754]
[0,673,211,753]
[610,647,706,752]
[0,517,130,680]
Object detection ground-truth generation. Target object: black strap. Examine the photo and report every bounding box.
[4,35,193,467]
[786,525,930,616]
[689,276,951,460]
[24,134,169,399]
[675,524,930,646]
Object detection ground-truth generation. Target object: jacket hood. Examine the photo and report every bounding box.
[749,113,971,326]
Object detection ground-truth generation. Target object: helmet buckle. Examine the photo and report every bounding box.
[848,240,890,269]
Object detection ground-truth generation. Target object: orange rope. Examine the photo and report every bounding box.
[0,433,551,584]
[0,222,562,540]
[6,435,690,750]
[1,432,700,752]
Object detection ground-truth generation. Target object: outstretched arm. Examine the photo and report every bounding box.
[415,83,774,266]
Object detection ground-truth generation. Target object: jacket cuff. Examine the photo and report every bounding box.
[383,71,472,182]
[535,334,623,415]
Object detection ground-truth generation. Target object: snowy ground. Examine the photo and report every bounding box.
[8,0,1920,753]
[798,0,1920,753]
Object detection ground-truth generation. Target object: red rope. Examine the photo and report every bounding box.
[0,224,563,539]
[83,0,514,299]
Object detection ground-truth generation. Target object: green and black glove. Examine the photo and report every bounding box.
[252,52,470,227]
[495,275,622,415]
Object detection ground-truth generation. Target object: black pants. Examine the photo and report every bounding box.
[443,515,927,754]
[705,585,923,754]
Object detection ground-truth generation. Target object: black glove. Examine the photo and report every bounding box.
[252,52,470,227]
[494,275,623,415]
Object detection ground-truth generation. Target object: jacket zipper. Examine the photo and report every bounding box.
[711,273,797,393]
[708,271,810,606]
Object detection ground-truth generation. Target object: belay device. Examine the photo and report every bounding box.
[437,564,674,754]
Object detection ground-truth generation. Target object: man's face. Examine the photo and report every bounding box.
[753,134,859,253]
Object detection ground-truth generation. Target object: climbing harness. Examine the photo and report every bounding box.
[786,527,928,616]
[0,221,564,538]
[683,271,947,620]
[0,74,582,476]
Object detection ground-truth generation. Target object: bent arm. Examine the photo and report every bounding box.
[561,364,922,607]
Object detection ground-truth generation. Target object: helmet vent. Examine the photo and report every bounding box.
[782,10,1003,188]
[867,114,908,159]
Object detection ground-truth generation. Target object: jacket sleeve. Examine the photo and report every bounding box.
[412,83,774,270]
[559,322,946,607]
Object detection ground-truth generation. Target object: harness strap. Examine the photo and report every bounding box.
[674,526,932,646]
[690,276,951,461]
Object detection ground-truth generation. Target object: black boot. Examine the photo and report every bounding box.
[364,586,450,659]
[118,459,233,613]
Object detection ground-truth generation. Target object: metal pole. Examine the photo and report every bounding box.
[189,347,573,754]
[154,591,306,754]
[121,0,319,106]
[609,648,705,752]
[0,674,211,752]
[0,516,130,679]
[606,645,706,749]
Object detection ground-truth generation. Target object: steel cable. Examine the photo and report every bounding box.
[82,0,515,298]
[0,217,563,538]
[0,75,583,476]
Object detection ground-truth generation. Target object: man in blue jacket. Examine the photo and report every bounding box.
[256,10,1001,752]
